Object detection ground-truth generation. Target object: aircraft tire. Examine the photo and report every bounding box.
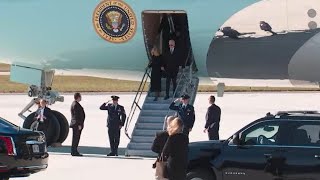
[23,111,60,147]
[52,110,69,143]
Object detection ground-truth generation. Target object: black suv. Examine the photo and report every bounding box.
[187,111,320,180]
[0,117,48,180]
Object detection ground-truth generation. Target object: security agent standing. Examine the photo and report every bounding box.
[204,95,221,140]
[100,96,126,156]
[70,93,85,156]
[169,94,195,136]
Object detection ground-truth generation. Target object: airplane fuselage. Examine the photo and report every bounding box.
[1,0,320,86]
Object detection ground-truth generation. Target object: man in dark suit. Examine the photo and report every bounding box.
[70,92,85,156]
[204,95,221,140]
[100,95,126,156]
[169,94,195,136]
[35,99,52,123]
[164,39,180,100]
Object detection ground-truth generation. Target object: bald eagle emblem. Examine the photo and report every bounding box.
[105,11,125,33]
[92,0,137,43]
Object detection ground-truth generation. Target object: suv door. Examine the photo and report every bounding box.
[280,120,320,180]
[221,120,284,180]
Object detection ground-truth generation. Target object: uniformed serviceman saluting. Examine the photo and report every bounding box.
[100,95,126,156]
[169,94,195,136]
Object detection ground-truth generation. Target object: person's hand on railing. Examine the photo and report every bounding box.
[161,66,165,71]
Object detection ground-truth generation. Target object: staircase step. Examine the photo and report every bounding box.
[136,122,164,130]
[141,110,169,117]
[143,103,170,110]
[139,116,165,123]
[127,142,153,150]
[125,149,157,157]
[131,135,155,143]
[132,129,161,136]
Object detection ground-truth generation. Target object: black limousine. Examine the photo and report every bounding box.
[0,117,48,180]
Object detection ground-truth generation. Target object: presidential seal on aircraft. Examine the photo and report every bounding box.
[93,0,137,43]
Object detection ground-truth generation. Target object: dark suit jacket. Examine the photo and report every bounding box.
[99,103,126,128]
[163,133,189,180]
[163,49,180,75]
[205,104,221,130]
[70,101,85,128]
[151,131,169,156]
[169,103,195,129]
[34,106,53,121]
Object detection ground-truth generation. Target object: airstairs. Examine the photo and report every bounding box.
[125,55,199,157]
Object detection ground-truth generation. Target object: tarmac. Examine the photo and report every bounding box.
[1,92,320,179]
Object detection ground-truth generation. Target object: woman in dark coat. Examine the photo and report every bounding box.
[151,116,176,156]
[148,47,163,101]
[163,118,189,180]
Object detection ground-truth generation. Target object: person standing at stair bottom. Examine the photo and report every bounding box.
[204,95,221,140]
[164,39,180,100]
[99,95,126,156]
[148,46,164,101]
[70,93,85,156]
[169,94,195,136]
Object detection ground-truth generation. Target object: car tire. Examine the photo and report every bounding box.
[186,168,215,180]
[23,111,61,146]
[52,110,69,143]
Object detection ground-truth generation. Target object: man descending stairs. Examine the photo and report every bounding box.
[125,67,199,157]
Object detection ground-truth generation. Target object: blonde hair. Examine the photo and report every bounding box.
[168,118,183,136]
[151,46,160,56]
[165,116,176,130]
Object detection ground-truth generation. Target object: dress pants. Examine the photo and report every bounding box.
[108,127,120,154]
[71,126,82,153]
[208,126,219,140]
[166,73,177,97]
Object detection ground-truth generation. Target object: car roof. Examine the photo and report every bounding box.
[263,111,320,121]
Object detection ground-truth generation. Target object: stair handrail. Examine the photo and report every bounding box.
[162,48,195,130]
[125,66,151,139]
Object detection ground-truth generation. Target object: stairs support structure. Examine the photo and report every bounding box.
[125,51,199,157]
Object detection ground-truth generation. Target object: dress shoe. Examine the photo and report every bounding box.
[107,152,116,156]
[71,153,83,157]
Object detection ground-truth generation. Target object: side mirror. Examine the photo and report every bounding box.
[232,134,241,145]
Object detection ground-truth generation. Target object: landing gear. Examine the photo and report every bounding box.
[10,64,69,146]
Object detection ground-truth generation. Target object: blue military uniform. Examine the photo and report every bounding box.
[169,94,195,136]
[100,96,126,156]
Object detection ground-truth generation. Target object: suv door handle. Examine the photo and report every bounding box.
[315,155,320,159]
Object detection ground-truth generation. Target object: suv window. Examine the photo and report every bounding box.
[283,121,320,147]
[241,121,280,145]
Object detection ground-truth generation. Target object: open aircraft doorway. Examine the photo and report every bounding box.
[141,11,194,68]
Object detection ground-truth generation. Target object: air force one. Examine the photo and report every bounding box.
[0,0,320,147]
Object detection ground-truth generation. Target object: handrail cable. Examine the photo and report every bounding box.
[125,67,151,139]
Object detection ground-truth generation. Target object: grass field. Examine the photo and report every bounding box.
[0,63,10,72]
[1,75,319,93]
